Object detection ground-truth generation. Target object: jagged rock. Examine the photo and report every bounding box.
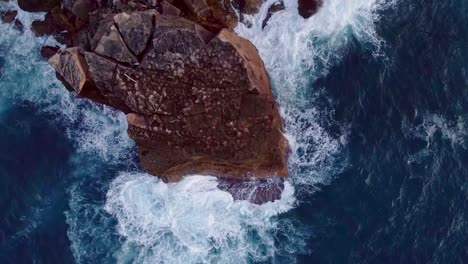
[31,8,74,36]
[18,0,60,12]
[48,47,108,105]
[114,11,155,55]
[161,1,181,16]
[298,0,322,19]
[48,47,92,94]
[31,19,56,36]
[40,46,59,60]
[69,13,289,182]
[93,22,139,64]
[1,10,17,24]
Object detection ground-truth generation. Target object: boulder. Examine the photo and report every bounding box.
[40,46,59,60]
[48,47,108,105]
[48,47,92,94]
[70,13,289,182]
[298,0,322,19]
[218,178,284,204]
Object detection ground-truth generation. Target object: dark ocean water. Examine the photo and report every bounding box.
[0,0,467,263]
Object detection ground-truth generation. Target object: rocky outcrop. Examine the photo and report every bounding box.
[14,0,328,203]
[49,12,289,182]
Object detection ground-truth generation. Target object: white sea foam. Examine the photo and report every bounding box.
[104,173,299,263]
[403,113,467,164]
[234,0,391,191]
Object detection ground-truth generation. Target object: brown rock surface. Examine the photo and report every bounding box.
[19,0,313,203]
[75,13,289,182]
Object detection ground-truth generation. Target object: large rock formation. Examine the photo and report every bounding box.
[14,0,327,203]
[47,9,289,183]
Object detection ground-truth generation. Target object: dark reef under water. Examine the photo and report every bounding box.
[0,0,467,263]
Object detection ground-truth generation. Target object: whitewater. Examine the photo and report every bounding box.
[0,0,395,263]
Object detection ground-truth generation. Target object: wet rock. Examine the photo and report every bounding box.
[48,47,108,105]
[1,10,17,24]
[30,8,75,36]
[40,46,59,60]
[18,0,60,12]
[31,19,56,36]
[262,0,285,29]
[298,0,322,19]
[14,19,24,31]
[218,178,285,204]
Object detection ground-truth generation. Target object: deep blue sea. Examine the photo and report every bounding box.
[0,0,466,263]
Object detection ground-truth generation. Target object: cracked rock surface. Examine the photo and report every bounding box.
[49,10,289,182]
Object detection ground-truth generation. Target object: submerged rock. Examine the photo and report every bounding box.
[1,9,17,24]
[262,0,285,29]
[218,178,285,204]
